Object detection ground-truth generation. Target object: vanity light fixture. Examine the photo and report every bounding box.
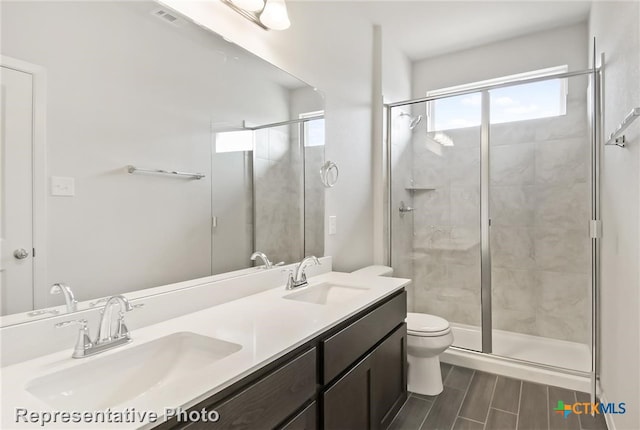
[260,0,291,30]
[221,0,291,30]
[230,0,265,12]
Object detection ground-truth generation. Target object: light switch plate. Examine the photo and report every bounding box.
[51,176,75,197]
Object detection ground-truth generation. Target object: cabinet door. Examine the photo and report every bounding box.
[279,402,317,430]
[322,356,372,430]
[372,324,407,429]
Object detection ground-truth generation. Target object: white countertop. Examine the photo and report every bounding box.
[0,272,409,429]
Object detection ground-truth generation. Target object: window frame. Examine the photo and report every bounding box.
[299,110,325,148]
[426,65,569,132]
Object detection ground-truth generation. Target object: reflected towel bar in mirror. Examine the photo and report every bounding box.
[127,165,205,180]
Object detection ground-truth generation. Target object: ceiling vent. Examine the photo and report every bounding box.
[151,8,180,25]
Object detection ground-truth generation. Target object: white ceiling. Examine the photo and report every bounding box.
[345,1,592,60]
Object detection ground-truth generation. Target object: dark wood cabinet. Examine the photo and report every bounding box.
[279,402,317,430]
[322,324,407,430]
[157,289,406,430]
[323,354,373,430]
[322,292,406,384]
[372,324,407,429]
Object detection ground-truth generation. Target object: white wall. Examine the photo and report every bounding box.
[413,23,588,96]
[159,0,377,272]
[1,1,294,306]
[377,28,414,302]
[590,2,640,429]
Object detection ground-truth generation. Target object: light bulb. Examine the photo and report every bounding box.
[230,0,265,12]
[260,0,290,30]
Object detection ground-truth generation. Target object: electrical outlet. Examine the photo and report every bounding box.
[51,176,75,197]
[329,216,337,235]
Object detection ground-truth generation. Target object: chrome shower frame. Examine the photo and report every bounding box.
[384,65,602,398]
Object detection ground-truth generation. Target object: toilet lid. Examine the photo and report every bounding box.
[406,312,450,335]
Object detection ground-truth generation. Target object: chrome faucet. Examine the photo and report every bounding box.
[250,251,284,269]
[96,295,133,344]
[50,283,78,313]
[55,295,136,358]
[286,256,321,290]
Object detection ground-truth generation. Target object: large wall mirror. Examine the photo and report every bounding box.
[0,1,325,325]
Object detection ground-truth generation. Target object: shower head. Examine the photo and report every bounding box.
[409,115,423,130]
[399,112,423,130]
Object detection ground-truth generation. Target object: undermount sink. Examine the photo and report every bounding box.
[283,282,370,305]
[26,332,242,410]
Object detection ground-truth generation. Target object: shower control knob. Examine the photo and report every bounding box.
[13,248,29,260]
[399,201,414,217]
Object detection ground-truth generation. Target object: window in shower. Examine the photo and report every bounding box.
[215,129,254,153]
[300,111,325,147]
[426,65,568,132]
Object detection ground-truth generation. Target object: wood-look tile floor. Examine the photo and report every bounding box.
[389,363,608,430]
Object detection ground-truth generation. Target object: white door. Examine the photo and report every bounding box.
[0,65,34,315]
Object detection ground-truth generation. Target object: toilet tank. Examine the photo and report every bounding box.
[351,265,394,277]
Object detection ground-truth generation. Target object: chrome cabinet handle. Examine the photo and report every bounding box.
[13,248,29,260]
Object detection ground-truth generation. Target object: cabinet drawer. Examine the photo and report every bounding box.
[279,402,317,430]
[322,291,406,384]
[186,348,317,430]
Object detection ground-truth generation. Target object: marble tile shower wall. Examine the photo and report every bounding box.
[304,145,325,257]
[254,127,303,265]
[391,114,416,309]
[411,99,591,344]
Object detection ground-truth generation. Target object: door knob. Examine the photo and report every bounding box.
[13,248,29,260]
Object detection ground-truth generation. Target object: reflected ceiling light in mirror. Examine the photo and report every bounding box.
[230,0,265,12]
[221,0,290,31]
[260,0,291,30]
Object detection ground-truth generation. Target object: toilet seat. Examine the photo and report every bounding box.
[407,312,451,337]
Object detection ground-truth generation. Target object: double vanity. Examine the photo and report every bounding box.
[1,260,410,429]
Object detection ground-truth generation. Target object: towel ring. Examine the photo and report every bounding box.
[320,161,339,188]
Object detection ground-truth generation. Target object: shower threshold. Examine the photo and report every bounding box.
[449,323,591,373]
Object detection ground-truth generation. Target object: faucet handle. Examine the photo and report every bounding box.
[55,318,87,329]
[281,268,295,289]
[115,317,131,340]
[89,297,108,308]
[55,319,92,359]
[274,261,285,267]
[281,268,294,277]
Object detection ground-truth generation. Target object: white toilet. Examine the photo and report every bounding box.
[406,312,454,395]
[351,265,454,396]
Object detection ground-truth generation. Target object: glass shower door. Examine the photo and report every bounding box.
[388,69,597,379]
[488,74,593,372]
[389,95,483,351]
